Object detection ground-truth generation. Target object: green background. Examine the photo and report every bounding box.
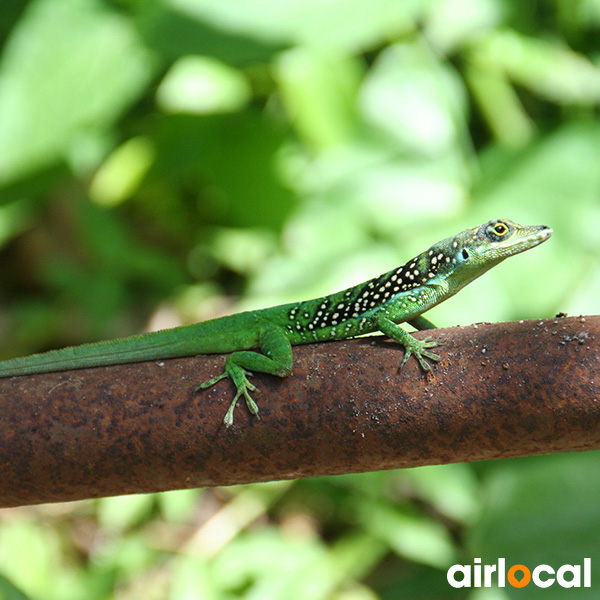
[0,0,598,598]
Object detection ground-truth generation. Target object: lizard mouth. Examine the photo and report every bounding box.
[525,225,553,246]
[497,224,553,255]
[535,225,553,239]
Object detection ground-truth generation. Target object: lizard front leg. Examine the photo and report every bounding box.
[373,312,441,372]
[197,325,293,426]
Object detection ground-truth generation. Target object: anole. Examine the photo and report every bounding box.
[0,219,551,426]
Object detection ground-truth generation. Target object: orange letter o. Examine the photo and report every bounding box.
[508,565,531,588]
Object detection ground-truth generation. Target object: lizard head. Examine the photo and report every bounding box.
[423,219,552,289]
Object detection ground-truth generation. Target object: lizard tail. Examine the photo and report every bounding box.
[0,327,204,377]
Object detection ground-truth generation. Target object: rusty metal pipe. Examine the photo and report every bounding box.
[0,316,598,507]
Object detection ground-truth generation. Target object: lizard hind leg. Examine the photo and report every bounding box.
[196,325,293,426]
[196,364,259,426]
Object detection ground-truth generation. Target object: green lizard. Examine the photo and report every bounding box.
[0,219,551,426]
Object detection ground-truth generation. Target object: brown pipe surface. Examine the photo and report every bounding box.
[0,315,598,507]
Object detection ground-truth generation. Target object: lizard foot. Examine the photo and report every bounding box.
[196,367,259,427]
[399,336,442,372]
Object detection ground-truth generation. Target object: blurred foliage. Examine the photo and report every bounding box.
[0,0,599,598]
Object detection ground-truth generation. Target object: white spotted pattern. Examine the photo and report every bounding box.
[282,232,467,342]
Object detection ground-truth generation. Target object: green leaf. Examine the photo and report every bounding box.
[0,0,153,184]
[360,42,467,156]
[156,55,251,114]
[276,50,362,150]
[169,0,421,52]
[469,452,600,600]
[472,30,600,104]
[97,494,156,531]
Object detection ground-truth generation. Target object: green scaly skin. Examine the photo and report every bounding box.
[0,219,552,426]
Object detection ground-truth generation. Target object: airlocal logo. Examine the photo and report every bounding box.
[447,558,591,588]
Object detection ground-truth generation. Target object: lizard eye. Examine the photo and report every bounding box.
[491,222,508,236]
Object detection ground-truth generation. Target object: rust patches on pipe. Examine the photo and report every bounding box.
[0,315,598,507]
